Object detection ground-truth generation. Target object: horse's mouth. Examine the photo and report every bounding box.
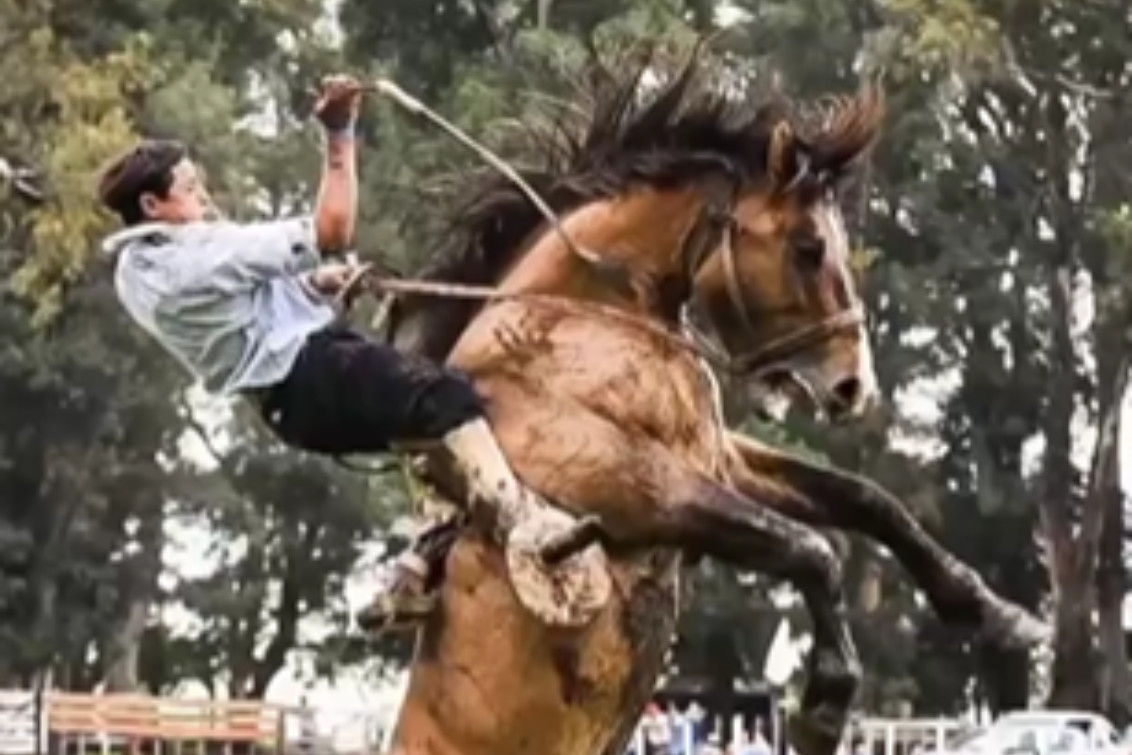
[749,370,812,421]
[751,368,867,424]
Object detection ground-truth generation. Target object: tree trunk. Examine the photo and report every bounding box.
[1097,508,1132,724]
[979,645,1031,714]
[101,509,163,692]
[1047,589,1101,709]
[1091,319,1132,723]
[1096,376,1132,724]
[101,600,148,692]
[1046,356,1129,708]
[251,565,303,698]
[1041,259,1093,707]
[250,524,318,698]
[536,0,553,29]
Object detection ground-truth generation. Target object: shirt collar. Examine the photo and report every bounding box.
[100,221,178,257]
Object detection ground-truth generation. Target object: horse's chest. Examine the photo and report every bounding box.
[582,351,724,472]
[520,315,723,457]
[461,304,728,477]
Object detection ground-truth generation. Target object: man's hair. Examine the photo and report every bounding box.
[96,139,188,225]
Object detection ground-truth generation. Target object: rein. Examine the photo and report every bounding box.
[336,264,725,370]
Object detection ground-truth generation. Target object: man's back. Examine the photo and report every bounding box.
[106,218,335,395]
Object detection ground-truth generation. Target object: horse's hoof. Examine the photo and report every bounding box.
[506,513,612,628]
[786,709,844,755]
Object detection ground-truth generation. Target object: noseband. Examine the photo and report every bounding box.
[678,181,864,377]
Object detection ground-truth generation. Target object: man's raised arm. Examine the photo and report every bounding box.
[312,75,361,256]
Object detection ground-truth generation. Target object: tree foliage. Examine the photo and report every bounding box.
[2,0,1131,719]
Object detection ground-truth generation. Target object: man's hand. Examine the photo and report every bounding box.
[308,261,364,296]
[314,74,363,132]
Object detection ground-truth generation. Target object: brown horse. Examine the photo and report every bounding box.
[377,49,1043,755]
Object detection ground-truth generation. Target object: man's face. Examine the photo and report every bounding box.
[141,158,216,224]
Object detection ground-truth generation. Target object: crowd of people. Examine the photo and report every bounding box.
[630,702,776,755]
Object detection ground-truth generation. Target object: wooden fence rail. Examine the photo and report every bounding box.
[0,691,316,755]
[50,692,286,745]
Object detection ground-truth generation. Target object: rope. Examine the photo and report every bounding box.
[333,263,719,370]
[363,78,602,268]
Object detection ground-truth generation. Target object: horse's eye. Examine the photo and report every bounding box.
[795,237,825,269]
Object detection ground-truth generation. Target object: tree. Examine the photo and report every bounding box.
[4,0,1132,714]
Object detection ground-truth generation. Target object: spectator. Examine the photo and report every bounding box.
[669,705,693,755]
[643,703,673,755]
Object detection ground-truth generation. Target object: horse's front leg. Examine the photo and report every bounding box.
[527,452,861,755]
[634,470,860,755]
[724,431,1047,648]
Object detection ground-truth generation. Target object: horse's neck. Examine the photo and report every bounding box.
[386,190,702,360]
[498,191,700,317]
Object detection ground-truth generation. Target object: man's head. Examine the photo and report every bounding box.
[97,139,215,226]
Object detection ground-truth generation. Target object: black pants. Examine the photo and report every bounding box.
[254,325,486,456]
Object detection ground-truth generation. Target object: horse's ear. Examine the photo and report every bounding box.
[768,121,802,193]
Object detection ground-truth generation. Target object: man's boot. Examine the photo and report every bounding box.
[356,510,463,633]
[356,417,535,633]
[358,417,608,631]
[434,418,610,627]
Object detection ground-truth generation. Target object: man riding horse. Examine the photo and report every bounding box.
[99,50,1047,755]
[97,75,533,616]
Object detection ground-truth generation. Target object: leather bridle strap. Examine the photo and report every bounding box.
[677,184,865,377]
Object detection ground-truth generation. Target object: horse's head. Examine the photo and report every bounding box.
[391,48,884,423]
[685,99,882,421]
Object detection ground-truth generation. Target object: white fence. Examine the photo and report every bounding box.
[0,690,44,755]
[855,717,977,755]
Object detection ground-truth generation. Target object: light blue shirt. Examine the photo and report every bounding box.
[103,217,338,396]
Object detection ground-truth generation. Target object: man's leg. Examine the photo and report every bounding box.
[258,325,537,627]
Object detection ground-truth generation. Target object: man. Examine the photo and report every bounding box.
[97,75,538,625]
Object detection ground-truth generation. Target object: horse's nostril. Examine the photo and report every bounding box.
[832,377,862,409]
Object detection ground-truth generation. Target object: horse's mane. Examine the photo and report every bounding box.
[386,43,885,360]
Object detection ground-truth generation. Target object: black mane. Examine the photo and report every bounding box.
[386,44,884,360]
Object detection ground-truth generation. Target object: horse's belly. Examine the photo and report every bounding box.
[392,535,680,755]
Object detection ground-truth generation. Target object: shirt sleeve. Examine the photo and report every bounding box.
[178,217,323,294]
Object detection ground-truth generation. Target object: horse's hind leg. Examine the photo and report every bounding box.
[725,431,1047,648]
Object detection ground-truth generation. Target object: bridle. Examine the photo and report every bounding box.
[674,178,865,377]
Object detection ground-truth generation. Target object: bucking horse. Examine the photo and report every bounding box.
[351,45,1045,755]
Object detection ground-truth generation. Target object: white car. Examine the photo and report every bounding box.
[937,711,1125,755]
